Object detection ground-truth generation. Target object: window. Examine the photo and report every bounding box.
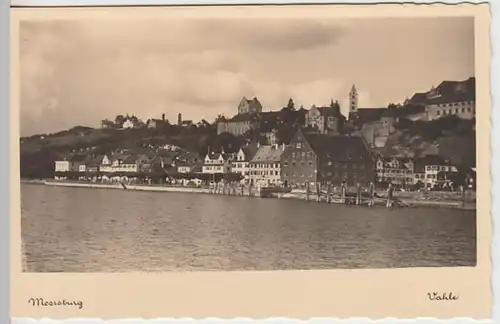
[308,161,313,166]
[296,143,302,149]
[437,110,441,116]
[462,108,465,113]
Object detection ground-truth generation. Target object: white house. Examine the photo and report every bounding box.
[375,156,414,186]
[424,164,458,188]
[177,165,192,173]
[122,119,135,129]
[54,160,70,172]
[230,143,259,183]
[249,144,285,186]
[202,152,233,174]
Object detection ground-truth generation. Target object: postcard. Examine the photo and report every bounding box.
[10,3,492,319]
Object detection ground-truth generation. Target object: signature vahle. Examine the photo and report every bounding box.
[427,292,459,301]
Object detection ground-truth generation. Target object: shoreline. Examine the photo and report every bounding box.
[22,179,476,211]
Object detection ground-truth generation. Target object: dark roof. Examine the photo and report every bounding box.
[122,154,138,164]
[409,77,475,106]
[353,108,387,124]
[69,154,88,163]
[259,111,281,121]
[408,93,427,105]
[207,152,234,161]
[301,131,372,162]
[228,113,258,122]
[250,145,284,163]
[241,142,259,160]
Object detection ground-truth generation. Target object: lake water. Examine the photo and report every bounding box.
[21,183,476,272]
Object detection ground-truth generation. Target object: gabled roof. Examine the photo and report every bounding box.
[240,142,259,160]
[206,152,234,161]
[250,145,284,163]
[240,96,263,111]
[298,130,371,162]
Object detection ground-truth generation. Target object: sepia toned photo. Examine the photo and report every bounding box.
[10,4,492,319]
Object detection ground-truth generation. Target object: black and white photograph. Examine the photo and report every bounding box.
[19,10,478,273]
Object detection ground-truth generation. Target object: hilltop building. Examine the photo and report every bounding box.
[304,100,346,134]
[238,96,263,114]
[423,77,476,121]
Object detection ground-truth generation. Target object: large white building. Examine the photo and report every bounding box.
[414,77,476,121]
[248,144,285,186]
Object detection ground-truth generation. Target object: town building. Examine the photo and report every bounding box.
[304,100,346,134]
[238,96,263,114]
[101,119,116,129]
[202,150,234,174]
[147,115,169,129]
[177,164,193,173]
[99,153,150,173]
[216,113,258,136]
[121,115,143,129]
[424,77,475,121]
[281,128,374,187]
[196,119,211,128]
[249,144,285,186]
[375,156,414,187]
[413,155,458,188]
[230,143,259,183]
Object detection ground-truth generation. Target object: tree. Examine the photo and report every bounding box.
[287,98,295,110]
[115,115,126,126]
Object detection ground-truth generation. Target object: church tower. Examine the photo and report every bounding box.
[349,84,358,114]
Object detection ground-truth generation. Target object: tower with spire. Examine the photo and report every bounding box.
[349,84,358,114]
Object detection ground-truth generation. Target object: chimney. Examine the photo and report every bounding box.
[221,146,225,154]
[281,143,286,151]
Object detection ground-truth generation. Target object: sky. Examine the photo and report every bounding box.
[19,16,474,136]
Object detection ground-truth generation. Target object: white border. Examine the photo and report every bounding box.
[5,0,498,322]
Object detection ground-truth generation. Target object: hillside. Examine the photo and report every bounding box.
[381,115,476,168]
[19,124,251,178]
